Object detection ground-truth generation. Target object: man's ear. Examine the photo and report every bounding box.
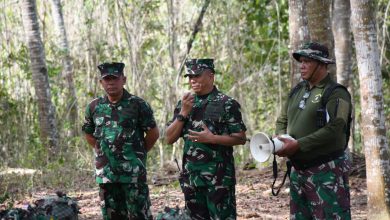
[205,69,214,77]
[209,71,215,80]
[319,62,327,69]
[122,76,127,84]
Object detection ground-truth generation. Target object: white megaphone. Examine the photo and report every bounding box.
[250,132,294,162]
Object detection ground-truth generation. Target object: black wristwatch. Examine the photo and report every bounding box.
[176,114,188,122]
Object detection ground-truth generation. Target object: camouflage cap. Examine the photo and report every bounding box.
[292,42,335,64]
[98,62,125,78]
[184,59,215,77]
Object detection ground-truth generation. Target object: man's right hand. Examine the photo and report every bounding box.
[85,133,97,148]
[275,137,299,157]
[165,93,194,144]
[180,92,194,116]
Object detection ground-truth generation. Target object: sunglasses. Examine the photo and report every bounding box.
[298,90,311,110]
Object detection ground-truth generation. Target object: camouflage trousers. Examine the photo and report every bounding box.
[183,184,236,220]
[290,154,351,220]
[99,182,153,220]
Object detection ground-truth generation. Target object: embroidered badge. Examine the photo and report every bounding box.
[312,94,322,103]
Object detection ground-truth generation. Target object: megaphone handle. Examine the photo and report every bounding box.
[271,139,277,178]
[270,137,276,153]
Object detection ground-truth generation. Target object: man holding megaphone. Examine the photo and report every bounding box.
[275,42,352,219]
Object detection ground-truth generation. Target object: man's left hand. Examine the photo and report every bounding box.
[188,124,214,144]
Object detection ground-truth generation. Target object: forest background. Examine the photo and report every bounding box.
[0,0,389,218]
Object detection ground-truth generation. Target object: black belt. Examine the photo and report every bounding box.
[291,149,345,170]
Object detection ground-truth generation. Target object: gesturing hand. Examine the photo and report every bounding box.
[188,124,214,144]
[180,92,194,116]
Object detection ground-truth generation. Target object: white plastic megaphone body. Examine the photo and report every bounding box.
[250,132,294,162]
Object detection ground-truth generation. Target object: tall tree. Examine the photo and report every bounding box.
[165,0,180,165]
[50,0,78,136]
[306,0,335,78]
[332,0,355,152]
[351,0,390,219]
[288,0,334,85]
[21,0,59,156]
[288,0,309,86]
[331,0,352,87]
[167,0,178,69]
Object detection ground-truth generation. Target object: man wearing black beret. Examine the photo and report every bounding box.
[166,59,247,219]
[82,62,159,219]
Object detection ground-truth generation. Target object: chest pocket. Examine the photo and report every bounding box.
[204,101,226,134]
[204,101,224,122]
[119,107,139,141]
[93,115,106,138]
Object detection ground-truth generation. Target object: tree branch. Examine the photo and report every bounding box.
[175,0,211,87]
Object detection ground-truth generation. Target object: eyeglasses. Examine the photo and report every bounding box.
[298,91,311,110]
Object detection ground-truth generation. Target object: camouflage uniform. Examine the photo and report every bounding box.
[290,154,351,220]
[83,62,156,220]
[275,42,352,220]
[170,81,246,219]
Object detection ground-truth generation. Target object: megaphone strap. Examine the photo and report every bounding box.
[271,159,292,196]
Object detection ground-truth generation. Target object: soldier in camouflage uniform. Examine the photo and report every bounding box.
[275,42,352,219]
[166,59,247,220]
[82,62,159,220]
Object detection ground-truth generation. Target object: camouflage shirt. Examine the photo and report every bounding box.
[170,87,246,187]
[82,89,157,184]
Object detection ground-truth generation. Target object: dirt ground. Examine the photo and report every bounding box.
[1,155,367,220]
[71,169,366,220]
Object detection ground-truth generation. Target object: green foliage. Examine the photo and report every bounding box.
[0,192,9,204]
[242,0,289,63]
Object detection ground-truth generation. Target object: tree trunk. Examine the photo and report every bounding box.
[167,0,178,69]
[50,0,78,137]
[288,0,309,86]
[332,0,354,153]
[306,0,335,79]
[351,0,390,219]
[21,0,59,157]
[289,0,335,85]
[332,0,352,87]
[166,0,179,164]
